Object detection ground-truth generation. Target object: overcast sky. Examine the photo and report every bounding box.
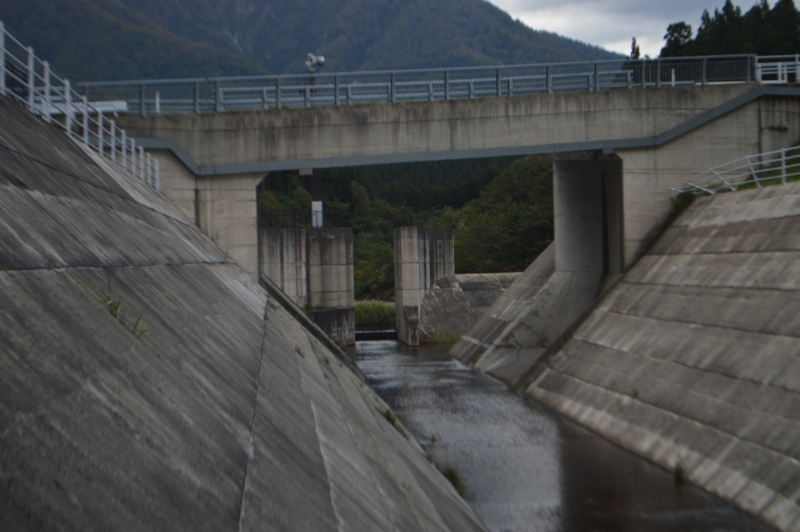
[486,0,736,57]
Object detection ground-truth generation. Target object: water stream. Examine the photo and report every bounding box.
[353,340,774,532]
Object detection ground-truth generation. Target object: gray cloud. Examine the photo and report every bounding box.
[487,0,738,56]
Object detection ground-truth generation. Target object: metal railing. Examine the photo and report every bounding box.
[71,54,797,116]
[0,21,159,189]
[671,146,800,195]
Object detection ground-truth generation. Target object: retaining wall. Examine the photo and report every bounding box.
[0,96,484,532]
[527,183,800,531]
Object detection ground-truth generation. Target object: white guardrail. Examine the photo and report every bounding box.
[671,146,800,195]
[0,21,159,190]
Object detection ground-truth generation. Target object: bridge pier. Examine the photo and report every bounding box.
[394,227,454,346]
[148,149,262,281]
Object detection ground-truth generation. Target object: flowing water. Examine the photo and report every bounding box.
[353,340,774,532]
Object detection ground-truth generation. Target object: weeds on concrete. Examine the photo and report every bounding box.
[439,466,465,498]
[420,333,460,345]
[88,273,150,339]
[630,389,640,400]
[377,406,409,440]
[294,345,306,358]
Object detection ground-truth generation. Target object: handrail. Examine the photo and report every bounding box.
[0,20,159,190]
[671,146,800,195]
[71,54,783,116]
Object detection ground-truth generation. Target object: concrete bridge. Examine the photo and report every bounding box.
[115,81,800,287]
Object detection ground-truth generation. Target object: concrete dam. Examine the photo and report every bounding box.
[0,96,487,531]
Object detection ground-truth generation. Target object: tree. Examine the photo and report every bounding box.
[630,37,640,59]
[661,22,692,56]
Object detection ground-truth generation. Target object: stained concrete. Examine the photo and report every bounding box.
[394,227,455,346]
[0,96,487,532]
[418,273,521,341]
[526,182,800,531]
[260,227,355,345]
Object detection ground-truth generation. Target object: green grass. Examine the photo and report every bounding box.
[355,301,395,330]
[439,466,465,498]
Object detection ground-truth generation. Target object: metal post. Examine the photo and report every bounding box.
[0,22,5,97]
[262,87,268,109]
[702,57,707,86]
[546,65,552,94]
[746,56,751,83]
[782,149,788,184]
[346,85,352,105]
[194,81,200,114]
[305,86,310,107]
[43,61,50,123]
[334,75,340,106]
[594,62,600,91]
[155,158,160,191]
[82,95,89,146]
[97,112,103,154]
[469,80,474,99]
[390,72,396,103]
[508,78,513,97]
[215,80,221,112]
[146,152,152,185]
[444,70,449,100]
[496,68,501,97]
[428,82,433,101]
[137,144,144,180]
[276,78,281,109]
[139,82,145,116]
[65,80,72,135]
[155,91,160,114]
[121,130,127,170]
[27,46,34,112]
[110,119,117,164]
[657,59,661,88]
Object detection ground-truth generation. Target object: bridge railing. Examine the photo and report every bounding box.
[671,146,800,195]
[0,21,159,189]
[73,54,777,116]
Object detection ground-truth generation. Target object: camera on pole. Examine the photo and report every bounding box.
[305,53,326,73]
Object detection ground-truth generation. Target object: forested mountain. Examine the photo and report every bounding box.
[115,0,620,74]
[0,0,267,81]
[661,0,800,57]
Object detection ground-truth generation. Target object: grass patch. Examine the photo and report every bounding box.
[377,406,409,439]
[439,466,465,498]
[355,301,395,330]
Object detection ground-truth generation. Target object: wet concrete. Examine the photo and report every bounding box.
[355,340,775,532]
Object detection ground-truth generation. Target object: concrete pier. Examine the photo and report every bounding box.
[394,227,454,346]
[259,227,355,345]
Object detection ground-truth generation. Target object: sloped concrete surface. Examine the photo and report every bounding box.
[527,184,800,531]
[419,273,521,340]
[449,243,604,384]
[0,97,486,532]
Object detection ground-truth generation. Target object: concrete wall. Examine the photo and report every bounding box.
[394,227,454,346]
[418,273,521,341]
[526,181,800,531]
[260,227,355,345]
[260,228,308,306]
[0,96,487,531]
[308,229,354,309]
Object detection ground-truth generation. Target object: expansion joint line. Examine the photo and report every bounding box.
[236,300,270,532]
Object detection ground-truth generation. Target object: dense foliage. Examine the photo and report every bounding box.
[0,0,267,81]
[259,155,553,299]
[660,0,800,57]
[115,0,620,74]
